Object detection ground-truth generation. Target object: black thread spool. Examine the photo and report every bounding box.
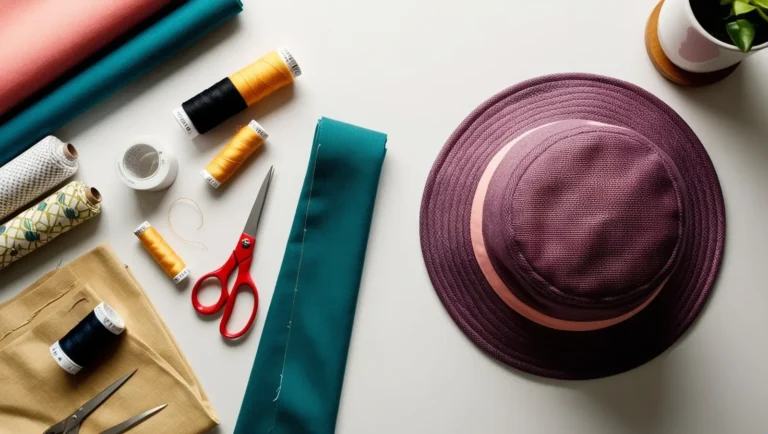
[175,78,248,137]
[49,302,125,374]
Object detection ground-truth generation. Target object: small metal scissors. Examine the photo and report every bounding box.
[191,166,273,339]
[44,369,166,434]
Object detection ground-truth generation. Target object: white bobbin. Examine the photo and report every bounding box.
[116,137,178,191]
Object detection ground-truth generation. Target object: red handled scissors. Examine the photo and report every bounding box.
[191,166,273,339]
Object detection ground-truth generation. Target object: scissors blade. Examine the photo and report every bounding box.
[99,404,166,434]
[242,166,274,236]
[77,370,137,421]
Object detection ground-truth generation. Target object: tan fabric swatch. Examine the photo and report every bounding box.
[0,244,218,433]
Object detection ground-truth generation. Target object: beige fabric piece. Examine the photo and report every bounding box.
[0,244,218,433]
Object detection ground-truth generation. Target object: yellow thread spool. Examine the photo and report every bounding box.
[229,48,300,106]
[201,120,268,188]
[172,48,301,139]
[134,221,190,283]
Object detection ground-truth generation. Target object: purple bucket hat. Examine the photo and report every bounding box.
[420,73,725,380]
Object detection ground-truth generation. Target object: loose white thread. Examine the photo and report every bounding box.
[269,144,322,431]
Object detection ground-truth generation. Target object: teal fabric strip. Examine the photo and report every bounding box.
[234,118,387,434]
[0,0,243,166]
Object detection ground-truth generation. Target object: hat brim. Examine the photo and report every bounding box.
[420,73,725,380]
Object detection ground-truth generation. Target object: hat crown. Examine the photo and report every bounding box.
[484,123,686,321]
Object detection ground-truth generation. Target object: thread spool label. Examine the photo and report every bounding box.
[50,340,83,375]
[94,302,126,335]
[248,121,269,140]
[200,170,222,189]
[278,48,302,78]
[173,268,190,284]
[172,107,200,138]
[134,221,151,236]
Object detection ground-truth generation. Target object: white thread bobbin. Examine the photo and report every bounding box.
[116,137,178,191]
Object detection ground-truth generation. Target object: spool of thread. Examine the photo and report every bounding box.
[0,181,101,270]
[0,135,79,221]
[172,48,301,138]
[201,120,268,188]
[134,221,189,283]
[49,302,125,375]
[116,136,178,191]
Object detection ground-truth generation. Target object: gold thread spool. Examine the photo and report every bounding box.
[134,221,190,283]
[229,48,300,106]
[201,120,268,188]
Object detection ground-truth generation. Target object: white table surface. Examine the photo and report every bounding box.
[3,0,768,432]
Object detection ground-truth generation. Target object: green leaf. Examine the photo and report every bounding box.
[24,231,39,242]
[733,0,757,14]
[758,6,768,21]
[752,0,768,8]
[36,202,47,211]
[57,193,65,205]
[64,208,79,220]
[727,19,756,52]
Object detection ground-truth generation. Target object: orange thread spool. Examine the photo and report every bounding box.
[134,221,190,283]
[229,49,299,106]
[172,48,301,139]
[201,120,268,188]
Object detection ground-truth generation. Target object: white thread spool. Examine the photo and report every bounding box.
[116,137,178,191]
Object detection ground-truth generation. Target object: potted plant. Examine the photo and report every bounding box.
[657,0,768,73]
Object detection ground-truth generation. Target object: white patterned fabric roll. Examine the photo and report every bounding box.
[0,136,78,222]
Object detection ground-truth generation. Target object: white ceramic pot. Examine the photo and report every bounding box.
[657,0,768,72]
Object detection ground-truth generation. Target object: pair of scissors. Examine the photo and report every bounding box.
[191,166,273,339]
[44,369,166,434]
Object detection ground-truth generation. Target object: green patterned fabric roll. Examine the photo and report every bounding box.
[234,118,387,434]
[0,181,101,270]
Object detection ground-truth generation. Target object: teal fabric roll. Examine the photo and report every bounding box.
[0,0,243,166]
[234,118,387,434]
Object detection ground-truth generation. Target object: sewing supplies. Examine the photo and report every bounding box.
[0,246,219,432]
[0,181,101,270]
[116,137,178,191]
[173,48,301,138]
[0,0,244,167]
[234,119,386,434]
[168,197,208,249]
[0,135,78,222]
[49,302,125,375]
[134,221,190,283]
[44,369,167,434]
[201,120,268,188]
[191,166,273,339]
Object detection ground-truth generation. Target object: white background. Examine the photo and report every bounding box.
[3,0,768,432]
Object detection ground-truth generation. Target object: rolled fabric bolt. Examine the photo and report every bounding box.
[0,181,101,270]
[201,120,268,188]
[0,136,79,221]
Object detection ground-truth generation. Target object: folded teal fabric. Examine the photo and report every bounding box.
[234,118,387,434]
[0,0,243,166]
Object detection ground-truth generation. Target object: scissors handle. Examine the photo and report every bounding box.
[191,253,235,315]
[220,254,260,339]
[191,233,260,339]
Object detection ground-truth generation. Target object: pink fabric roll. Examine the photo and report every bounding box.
[0,0,175,116]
